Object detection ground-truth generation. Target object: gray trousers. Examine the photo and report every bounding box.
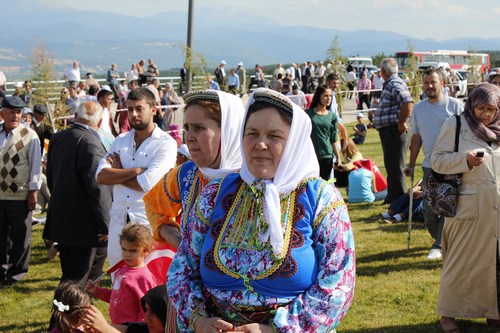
[378,124,408,203]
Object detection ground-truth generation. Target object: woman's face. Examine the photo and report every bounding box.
[184,105,221,168]
[22,113,32,125]
[319,89,333,107]
[243,107,290,179]
[143,303,164,333]
[473,103,498,126]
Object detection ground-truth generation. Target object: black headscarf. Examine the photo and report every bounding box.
[463,83,500,145]
[141,285,168,327]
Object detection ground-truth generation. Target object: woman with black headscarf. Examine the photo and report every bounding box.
[431,83,500,332]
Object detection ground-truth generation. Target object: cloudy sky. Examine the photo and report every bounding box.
[29,0,500,40]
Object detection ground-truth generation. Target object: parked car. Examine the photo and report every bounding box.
[354,64,378,78]
[452,70,467,98]
[457,70,480,96]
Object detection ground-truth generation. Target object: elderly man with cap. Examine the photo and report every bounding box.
[30,104,52,156]
[0,96,42,285]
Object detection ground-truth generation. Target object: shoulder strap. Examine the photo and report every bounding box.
[454,115,461,152]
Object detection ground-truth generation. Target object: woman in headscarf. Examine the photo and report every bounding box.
[144,90,245,250]
[432,83,500,332]
[167,88,355,332]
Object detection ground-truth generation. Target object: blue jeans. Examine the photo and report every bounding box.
[374,189,388,201]
[389,193,424,221]
[422,167,444,250]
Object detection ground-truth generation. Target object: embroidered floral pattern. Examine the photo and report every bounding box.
[167,177,355,333]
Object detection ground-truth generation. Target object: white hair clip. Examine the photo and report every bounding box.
[53,299,70,312]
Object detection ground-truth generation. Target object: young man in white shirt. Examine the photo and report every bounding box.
[96,87,177,266]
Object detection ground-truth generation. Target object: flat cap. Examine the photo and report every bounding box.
[2,96,26,109]
[33,104,48,115]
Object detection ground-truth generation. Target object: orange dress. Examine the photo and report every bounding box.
[144,161,208,243]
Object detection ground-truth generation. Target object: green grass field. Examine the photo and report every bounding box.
[0,124,497,332]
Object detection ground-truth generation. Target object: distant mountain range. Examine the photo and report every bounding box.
[1,5,500,80]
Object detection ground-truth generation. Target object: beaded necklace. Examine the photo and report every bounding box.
[213,181,296,292]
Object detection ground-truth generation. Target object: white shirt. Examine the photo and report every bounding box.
[287,66,295,80]
[286,91,307,109]
[346,71,357,83]
[96,125,177,224]
[127,69,139,81]
[66,67,81,82]
[99,107,113,133]
[330,94,341,122]
[373,75,384,90]
[0,72,6,85]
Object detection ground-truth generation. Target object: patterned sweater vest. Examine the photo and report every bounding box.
[0,126,36,200]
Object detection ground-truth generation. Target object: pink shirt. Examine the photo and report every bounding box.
[94,265,157,324]
[357,78,372,93]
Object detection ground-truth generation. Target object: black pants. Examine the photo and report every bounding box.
[228,85,237,95]
[347,82,355,99]
[0,200,31,282]
[58,244,107,286]
[357,93,371,110]
[378,124,407,203]
[318,158,333,181]
[335,170,350,188]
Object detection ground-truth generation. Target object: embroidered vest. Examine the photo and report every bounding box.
[0,125,37,200]
[201,174,325,298]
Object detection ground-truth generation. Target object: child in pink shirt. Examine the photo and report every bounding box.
[86,224,157,325]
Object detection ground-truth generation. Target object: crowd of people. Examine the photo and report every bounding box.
[0,56,498,333]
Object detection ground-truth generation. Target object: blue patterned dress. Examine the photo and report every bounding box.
[167,173,355,332]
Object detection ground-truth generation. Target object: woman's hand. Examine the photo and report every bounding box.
[231,323,274,333]
[80,305,121,333]
[466,151,485,169]
[195,316,234,333]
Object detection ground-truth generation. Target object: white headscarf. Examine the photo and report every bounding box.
[185,90,245,180]
[240,88,320,257]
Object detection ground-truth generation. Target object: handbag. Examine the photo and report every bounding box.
[424,115,462,217]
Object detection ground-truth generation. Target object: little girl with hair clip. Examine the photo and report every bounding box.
[86,223,157,325]
[50,281,92,333]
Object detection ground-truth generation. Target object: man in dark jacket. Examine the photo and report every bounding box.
[29,104,52,155]
[43,100,112,285]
